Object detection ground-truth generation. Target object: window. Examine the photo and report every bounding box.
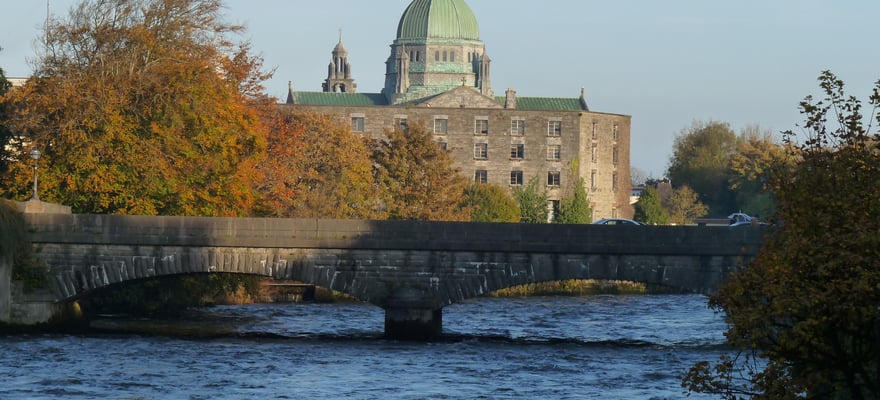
[591,169,598,190]
[438,141,448,152]
[548,120,562,136]
[612,172,619,192]
[351,117,365,132]
[547,171,561,187]
[612,145,619,165]
[474,143,488,159]
[592,121,598,140]
[510,144,524,160]
[510,170,524,186]
[394,117,408,131]
[474,170,488,184]
[474,118,489,135]
[591,143,598,163]
[434,118,448,134]
[510,119,525,135]
[613,123,620,141]
[435,51,440,61]
[547,145,561,160]
[450,52,455,62]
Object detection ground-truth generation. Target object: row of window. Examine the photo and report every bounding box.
[590,121,621,142]
[456,118,561,136]
[474,170,620,191]
[474,170,561,187]
[473,143,561,161]
[353,116,621,142]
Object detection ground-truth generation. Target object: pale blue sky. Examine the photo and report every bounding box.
[2,0,878,177]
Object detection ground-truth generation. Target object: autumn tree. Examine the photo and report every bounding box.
[462,182,520,223]
[0,0,270,216]
[663,185,707,225]
[728,126,790,219]
[513,176,549,223]
[633,187,668,225]
[0,61,12,174]
[683,71,880,399]
[255,111,379,219]
[371,122,469,221]
[667,121,738,216]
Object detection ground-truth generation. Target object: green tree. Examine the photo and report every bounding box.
[462,182,520,222]
[683,71,880,399]
[556,172,591,224]
[0,0,270,216]
[667,121,738,216]
[633,187,668,225]
[255,111,380,219]
[513,176,549,223]
[371,122,470,221]
[664,185,707,225]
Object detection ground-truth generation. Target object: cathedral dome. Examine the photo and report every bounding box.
[396,0,480,42]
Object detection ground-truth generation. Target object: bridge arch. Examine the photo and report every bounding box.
[21,214,766,339]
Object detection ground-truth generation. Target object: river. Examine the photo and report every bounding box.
[0,294,729,399]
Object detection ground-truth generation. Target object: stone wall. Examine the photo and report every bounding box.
[23,214,766,306]
[0,255,9,323]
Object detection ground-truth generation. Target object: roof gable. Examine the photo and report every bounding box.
[410,85,502,109]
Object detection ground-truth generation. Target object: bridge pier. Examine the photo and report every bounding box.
[384,307,442,340]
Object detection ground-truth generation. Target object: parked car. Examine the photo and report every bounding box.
[727,212,753,225]
[592,218,644,226]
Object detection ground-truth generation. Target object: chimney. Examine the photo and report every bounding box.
[504,87,517,109]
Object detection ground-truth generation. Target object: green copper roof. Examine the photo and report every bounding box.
[397,0,480,41]
[294,92,389,106]
[495,96,587,111]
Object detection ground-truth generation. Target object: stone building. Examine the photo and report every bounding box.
[284,0,632,220]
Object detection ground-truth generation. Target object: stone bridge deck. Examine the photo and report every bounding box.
[21,213,767,338]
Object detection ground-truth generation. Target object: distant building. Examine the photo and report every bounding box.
[284,0,632,220]
[6,77,28,88]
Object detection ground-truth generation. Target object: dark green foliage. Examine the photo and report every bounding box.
[683,71,880,399]
[80,274,262,316]
[666,121,739,216]
[0,201,49,292]
[555,176,591,224]
[462,182,520,222]
[513,176,549,223]
[633,187,668,225]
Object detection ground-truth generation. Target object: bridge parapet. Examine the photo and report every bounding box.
[21,213,768,338]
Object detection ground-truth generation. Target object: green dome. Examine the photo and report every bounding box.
[396,0,480,41]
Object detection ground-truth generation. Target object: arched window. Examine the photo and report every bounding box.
[443,51,448,62]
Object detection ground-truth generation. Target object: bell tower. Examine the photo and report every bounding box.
[323,30,357,93]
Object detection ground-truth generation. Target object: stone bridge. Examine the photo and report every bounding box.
[16,213,766,338]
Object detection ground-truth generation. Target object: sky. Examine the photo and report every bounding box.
[2,0,879,177]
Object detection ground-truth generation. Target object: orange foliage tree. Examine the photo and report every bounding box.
[0,0,270,216]
[255,111,380,219]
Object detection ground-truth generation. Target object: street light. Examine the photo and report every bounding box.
[29,148,41,201]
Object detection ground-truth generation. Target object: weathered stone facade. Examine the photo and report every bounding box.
[286,0,633,220]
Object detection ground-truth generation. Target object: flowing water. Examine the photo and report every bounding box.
[0,294,729,399]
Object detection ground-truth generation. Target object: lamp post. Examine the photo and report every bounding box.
[29,148,41,201]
